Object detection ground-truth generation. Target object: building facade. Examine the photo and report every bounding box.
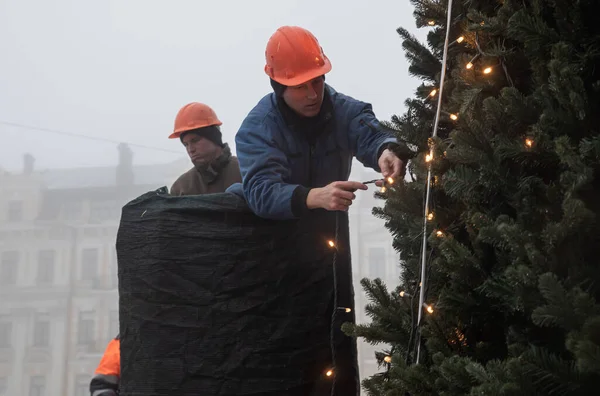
[0,147,186,396]
[0,152,399,395]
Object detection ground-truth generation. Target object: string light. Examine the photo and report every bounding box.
[384,356,392,363]
[327,240,335,248]
[456,36,464,43]
[427,213,434,221]
[449,113,458,120]
[399,290,411,297]
[425,153,433,162]
[387,177,394,184]
[436,230,444,237]
[337,307,352,313]
[466,54,479,70]
[483,66,492,74]
[525,138,534,148]
[424,304,434,314]
[380,186,386,193]
[326,369,333,377]
[429,88,437,97]
[428,20,435,26]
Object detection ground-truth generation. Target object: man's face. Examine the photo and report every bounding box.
[181,133,222,168]
[282,76,325,117]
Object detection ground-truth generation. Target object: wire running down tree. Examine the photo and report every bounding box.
[343,0,600,394]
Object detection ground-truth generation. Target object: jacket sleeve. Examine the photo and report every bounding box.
[235,118,301,220]
[90,339,120,396]
[348,104,398,171]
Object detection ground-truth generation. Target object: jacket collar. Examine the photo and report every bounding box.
[195,143,232,184]
[275,85,335,145]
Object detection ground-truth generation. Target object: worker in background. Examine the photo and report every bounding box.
[90,102,242,396]
[229,25,409,219]
[169,102,242,195]
[90,335,120,396]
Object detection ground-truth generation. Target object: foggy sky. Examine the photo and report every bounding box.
[0,0,427,171]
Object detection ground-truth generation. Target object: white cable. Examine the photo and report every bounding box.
[416,0,454,364]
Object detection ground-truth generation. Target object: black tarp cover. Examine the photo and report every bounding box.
[116,188,359,395]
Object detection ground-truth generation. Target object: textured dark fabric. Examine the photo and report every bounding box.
[117,188,359,395]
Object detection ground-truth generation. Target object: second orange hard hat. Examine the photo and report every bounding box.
[169,102,222,139]
[264,26,332,87]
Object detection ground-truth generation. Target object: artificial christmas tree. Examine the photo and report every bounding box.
[344,0,600,394]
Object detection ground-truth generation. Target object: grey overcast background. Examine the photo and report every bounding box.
[0,0,426,171]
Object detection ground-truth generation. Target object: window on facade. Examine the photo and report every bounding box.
[74,375,89,396]
[0,251,19,285]
[29,376,45,396]
[77,311,95,345]
[62,200,82,221]
[368,247,387,280]
[33,314,50,347]
[109,310,119,338]
[81,248,98,281]
[36,250,55,284]
[0,319,11,347]
[7,201,23,222]
[110,248,118,288]
[89,200,118,223]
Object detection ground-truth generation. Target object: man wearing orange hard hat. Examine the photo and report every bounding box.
[89,103,241,396]
[227,25,412,395]
[229,25,411,219]
[169,102,241,196]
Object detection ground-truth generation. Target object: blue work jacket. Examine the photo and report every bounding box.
[227,84,397,220]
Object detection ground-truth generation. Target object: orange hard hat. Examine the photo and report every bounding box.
[169,102,222,139]
[264,26,332,87]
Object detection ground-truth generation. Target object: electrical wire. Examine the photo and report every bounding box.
[416,0,454,364]
[329,211,340,395]
[0,120,181,154]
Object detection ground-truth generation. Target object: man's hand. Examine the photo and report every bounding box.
[306,181,368,211]
[376,148,405,186]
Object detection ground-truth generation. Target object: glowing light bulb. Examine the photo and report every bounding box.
[380,186,386,193]
[450,113,458,120]
[428,20,435,26]
[427,213,434,221]
[387,177,394,184]
[384,356,392,363]
[345,308,352,313]
[399,291,405,297]
[436,230,444,237]
[457,36,464,43]
[466,62,473,69]
[425,154,433,162]
[483,67,492,74]
[525,138,533,147]
[426,304,434,314]
[429,89,437,97]
[326,369,333,377]
[328,240,335,248]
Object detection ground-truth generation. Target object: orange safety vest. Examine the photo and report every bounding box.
[96,337,120,375]
[90,336,120,395]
